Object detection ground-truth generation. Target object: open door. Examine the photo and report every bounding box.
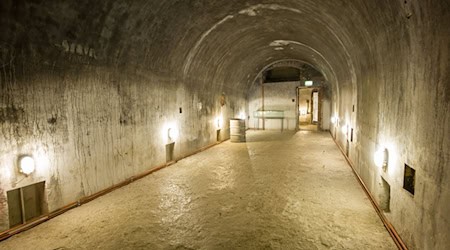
[298,87,320,131]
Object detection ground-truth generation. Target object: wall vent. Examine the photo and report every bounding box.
[7,181,47,228]
[166,142,175,162]
[403,164,415,195]
[216,129,221,142]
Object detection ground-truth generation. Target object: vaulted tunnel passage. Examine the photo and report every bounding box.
[0,1,449,249]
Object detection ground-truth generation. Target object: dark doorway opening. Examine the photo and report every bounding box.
[298,87,320,131]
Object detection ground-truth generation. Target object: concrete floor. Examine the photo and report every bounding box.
[299,124,319,131]
[0,131,396,250]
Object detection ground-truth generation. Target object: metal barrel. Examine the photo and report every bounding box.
[230,118,246,142]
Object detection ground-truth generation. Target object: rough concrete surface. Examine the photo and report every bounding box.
[0,1,449,249]
[0,131,396,249]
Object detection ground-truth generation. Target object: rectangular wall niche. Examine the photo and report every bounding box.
[7,181,47,228]
[403,164,416,195]
[345,140,349,156]
[379,177,391,212]
[166,143,175,162]
[216,129,221,142]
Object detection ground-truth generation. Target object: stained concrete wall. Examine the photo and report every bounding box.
[328,2,450,249]
[0,0,449,249]
[0,0,247,232]
[0,64,246,230]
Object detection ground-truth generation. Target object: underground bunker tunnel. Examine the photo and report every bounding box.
[0,0,449,249]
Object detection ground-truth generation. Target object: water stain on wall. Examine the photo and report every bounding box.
[0,105,25,124]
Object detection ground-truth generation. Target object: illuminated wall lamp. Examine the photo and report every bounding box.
[331,116,339,124]
[18,155,35,176]
[216,117,223,129]
[239,112,246,120]
[374,148,388,171]
[167,127,178,141]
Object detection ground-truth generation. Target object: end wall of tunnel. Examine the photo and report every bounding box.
[0,1,449,249]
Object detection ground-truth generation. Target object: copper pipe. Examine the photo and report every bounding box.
[331,132,408,250]
[0,138,229,242]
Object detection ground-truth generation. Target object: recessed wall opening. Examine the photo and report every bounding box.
[249,62,326,132]
[346,139,349,156]
[403,164,416,195]
[379,177,391,212]
[216,129,221,142]
[166,142,175,162]
[7,181,47,228]
[264,67,300,83]
[298,88,320,131]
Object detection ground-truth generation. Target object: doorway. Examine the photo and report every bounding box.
[298,87,320,131]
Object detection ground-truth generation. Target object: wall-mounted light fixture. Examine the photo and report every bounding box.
[239,112,246,120]
[18,155,35,176]
[168,127,178,141]
[216,116,223,129]
[162,122,178,144]
[331,116,339,124]
[374,147,388,170]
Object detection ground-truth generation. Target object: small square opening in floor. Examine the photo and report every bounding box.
[403,164,415,195]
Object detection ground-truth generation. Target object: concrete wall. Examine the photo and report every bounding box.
[0,64,246,231]
[0,0,448,249]
[329,2,450,249]
[0,0,247,231]
[321,99,331,130]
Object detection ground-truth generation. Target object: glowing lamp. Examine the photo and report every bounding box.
[331,116,338,124]
[305,80,313,86]
[168,127,178,141]
[19,156,35,175]
[216,117,223,129]
[239,112,246,120]
[374,148,388,169]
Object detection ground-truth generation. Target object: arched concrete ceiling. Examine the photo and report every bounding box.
[0,0,438,96]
